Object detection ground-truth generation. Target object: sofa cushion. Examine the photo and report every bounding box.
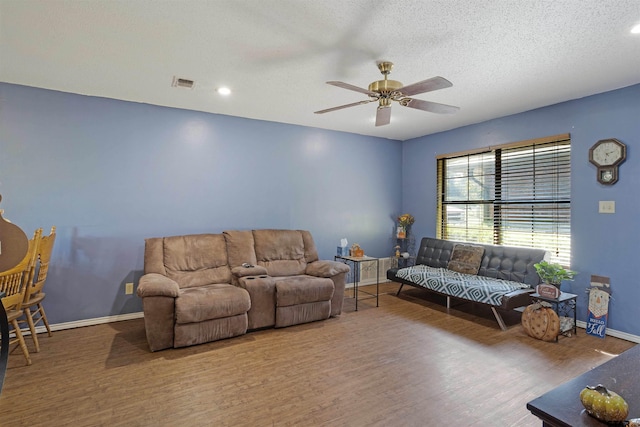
[415,237,456,268]
[163,234,232,288]
[448,244,484,275]
[224,230,258,268]
[478,244,546,285]
[300,230,320,263]
[275,276,334,307]
[144,237,167,275]
[276,301,331,328]
[175,284,250,324]
[395,265,530,306]
[174,314,248,348]
[253,230,307,276]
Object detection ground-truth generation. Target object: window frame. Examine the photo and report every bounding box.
[436,133,571,266]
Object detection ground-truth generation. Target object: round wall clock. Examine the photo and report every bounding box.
[589,138,626,185]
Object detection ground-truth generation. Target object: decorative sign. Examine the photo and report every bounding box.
[586,275,611,339]
[536,283,561,299]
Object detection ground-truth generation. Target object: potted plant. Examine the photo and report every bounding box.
[534,261,577,288]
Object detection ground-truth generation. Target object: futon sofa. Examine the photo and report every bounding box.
[387,237,548,330]
[137,229,350,351]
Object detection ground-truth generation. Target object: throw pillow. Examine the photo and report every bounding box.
[447,244,485,275]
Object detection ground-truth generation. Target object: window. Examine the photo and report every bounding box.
[437,134,571,266]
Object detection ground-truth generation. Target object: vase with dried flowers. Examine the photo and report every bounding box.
[397,213,415,238]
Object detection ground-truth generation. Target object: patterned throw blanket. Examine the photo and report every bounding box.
[395,265,531,306]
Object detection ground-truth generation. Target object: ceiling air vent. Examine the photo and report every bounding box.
[171,76,195,89]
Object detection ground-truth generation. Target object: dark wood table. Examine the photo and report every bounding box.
[527,344,640,426]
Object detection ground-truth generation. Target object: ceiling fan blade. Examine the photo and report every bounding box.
[404,98,459,114]
[327,81,378,97]
[314,99,375,114]
[399,76,453,97]
[375,106,391,126]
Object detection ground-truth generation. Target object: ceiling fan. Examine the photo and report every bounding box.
[314,61,459,126]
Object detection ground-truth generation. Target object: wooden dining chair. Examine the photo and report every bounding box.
[19,226,56,353]
[0,228,41,366]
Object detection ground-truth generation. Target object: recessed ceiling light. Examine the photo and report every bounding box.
[632,23,640,34]
[216,87,231,96]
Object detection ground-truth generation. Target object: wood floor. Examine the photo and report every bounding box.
[0,282,635,427]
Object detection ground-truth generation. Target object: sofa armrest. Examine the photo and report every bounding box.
[500,288,535,310]
[386,267,400,282]
[231,265,268,278]
[306,260,350,278]
[137,273,180,298]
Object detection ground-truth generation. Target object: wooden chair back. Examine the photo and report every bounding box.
[1,229,41,311]
[25,226,56,302]
[1,229,41,366]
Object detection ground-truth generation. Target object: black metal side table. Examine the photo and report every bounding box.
[530,291,578,339]
[334,255,379,311]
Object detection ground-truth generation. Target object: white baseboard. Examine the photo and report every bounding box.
[576,320,640,344]
[344,279,392,289]
[24,312,640,345]
[24,312,144,335]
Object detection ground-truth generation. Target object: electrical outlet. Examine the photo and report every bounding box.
[599,201,615,214]
[125,282,134,295]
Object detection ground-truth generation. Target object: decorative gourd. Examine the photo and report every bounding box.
[521,303,559,341]
[579,384,629,423]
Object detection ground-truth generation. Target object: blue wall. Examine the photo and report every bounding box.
[2,82,639,338]
[0,83,402,324]
[403,83,640,336]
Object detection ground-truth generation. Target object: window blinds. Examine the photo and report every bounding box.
[437,136,571,265]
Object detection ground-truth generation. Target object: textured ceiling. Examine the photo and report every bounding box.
[2,0,639,141]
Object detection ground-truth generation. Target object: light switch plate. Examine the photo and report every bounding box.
[599,201,615,214]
